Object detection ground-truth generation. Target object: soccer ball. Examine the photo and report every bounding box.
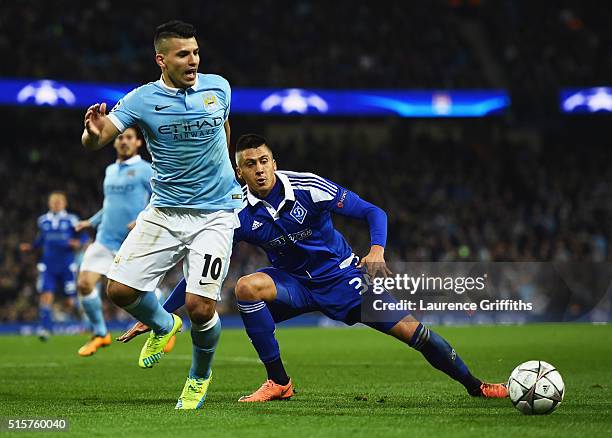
[508,360,565,415]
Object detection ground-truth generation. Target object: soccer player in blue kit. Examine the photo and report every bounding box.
[120,134,509,403]
[81,20,243,408]
[20,191,88,341]
[75,127,153,357]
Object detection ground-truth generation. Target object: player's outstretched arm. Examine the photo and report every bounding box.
[81,103,119,150]
[75,220,92,232]
[20,232,43,252]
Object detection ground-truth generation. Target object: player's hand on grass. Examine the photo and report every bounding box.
[75,220,92,232]
[117,321,151,343]
[358,244,393,278]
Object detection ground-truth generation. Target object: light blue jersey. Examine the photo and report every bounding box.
[107,73,242,210]
[89,155,153,251]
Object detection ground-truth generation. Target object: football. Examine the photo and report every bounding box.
[508,360,565,415]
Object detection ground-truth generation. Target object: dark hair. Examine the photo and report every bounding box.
[154,20,197,50]
[236,134,270,153]
[124,126,144,142]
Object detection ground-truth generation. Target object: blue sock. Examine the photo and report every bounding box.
[122,291,174,335]
[163,278,187,313]
[80,290,107,337]
[237,300,280,363]
[238,300,289,384]
[39,304,53,332]
[410,323,481,394]
[189,313,221,379]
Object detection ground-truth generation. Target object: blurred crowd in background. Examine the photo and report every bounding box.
[0,110,609,322]
[2,1,610,105]
[0,0,610,322]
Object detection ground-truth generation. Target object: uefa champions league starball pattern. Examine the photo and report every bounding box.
[508,360,565,415]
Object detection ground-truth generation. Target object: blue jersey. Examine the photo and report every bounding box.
[164,170,391,323]
[234,171,381,281]
[107,73,242,210]
[34,211,87,272]
[89,155,153,251]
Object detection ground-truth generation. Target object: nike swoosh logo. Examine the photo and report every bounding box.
[199,280,215,286]
[155,105,171,111]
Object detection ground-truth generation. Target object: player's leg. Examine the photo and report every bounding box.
[107,280,180,367]
[38,291,54,341]
[235,272,286,385]
[358,286,508,398]
[77,271,111,356]
[184,293,219,380]
[175,210,233,410]
[174,293,220,409]
[235,268,315,402]
[76,242,118,355]
[37,265,55,341]
[106,208,184,368]
[63,263,78,316]
[77,271,104,333]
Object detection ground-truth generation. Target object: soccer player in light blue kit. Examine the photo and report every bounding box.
[80,20,243,409]
[121,134,509,402]
[20,191,88,341]
[75,126,153,357]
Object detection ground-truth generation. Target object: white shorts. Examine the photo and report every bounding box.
[80,241,116,276]
[107,207,234,300]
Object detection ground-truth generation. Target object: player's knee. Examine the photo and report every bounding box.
[77,277,95,296]
[388,316,421,343]
[235,273,272,301]
[186,295,216,325]
[106,280,139,307]
[39,292,53,306]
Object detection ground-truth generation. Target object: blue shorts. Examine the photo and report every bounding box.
[37,263,77,296]
[259,265,409,331]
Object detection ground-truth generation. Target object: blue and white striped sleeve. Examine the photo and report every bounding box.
[284,171,387,247]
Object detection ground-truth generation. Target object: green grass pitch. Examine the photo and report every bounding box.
[1,324,611,437]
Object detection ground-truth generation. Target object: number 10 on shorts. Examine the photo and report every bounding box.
[199,253,223,285]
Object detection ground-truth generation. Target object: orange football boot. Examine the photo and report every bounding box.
[238,379,294,402]
[163,335,177,353]
[479,382,509,398]
[78,333,112,356]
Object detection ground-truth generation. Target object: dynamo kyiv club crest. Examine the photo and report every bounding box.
[290,201,307,224]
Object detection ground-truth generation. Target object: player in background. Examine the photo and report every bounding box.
[120,134,509,402]
[74,127,153,356]
[20,191,88,341]
[81,20,243,409]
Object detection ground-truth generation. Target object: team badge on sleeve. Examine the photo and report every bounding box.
[110,100,122,112]
[290,200,307,224]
